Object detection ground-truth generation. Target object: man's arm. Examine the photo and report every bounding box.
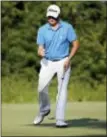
[64,40,80,71]
[68,40,80,60]
[38,45,45,57]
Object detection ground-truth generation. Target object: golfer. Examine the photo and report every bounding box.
[33,4,79,127]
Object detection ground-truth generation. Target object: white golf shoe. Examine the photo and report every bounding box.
[56,120,68,128]
[33,110,50,125]
[33,115,44,125]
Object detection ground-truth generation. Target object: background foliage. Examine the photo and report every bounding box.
[1,1,106,103]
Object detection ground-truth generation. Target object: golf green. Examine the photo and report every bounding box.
[1,102,106,136]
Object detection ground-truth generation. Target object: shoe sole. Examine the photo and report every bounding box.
[43,110,50,117]
[56,124,68,128]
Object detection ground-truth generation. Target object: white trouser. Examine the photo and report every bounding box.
[38,57,71,121]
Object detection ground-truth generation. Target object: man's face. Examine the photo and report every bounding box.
[47,16,58,26]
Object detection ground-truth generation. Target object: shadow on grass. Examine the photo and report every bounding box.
[66,118,106,129]
[26,118,106,129]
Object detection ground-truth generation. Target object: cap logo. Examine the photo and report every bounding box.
[49,9,57,13]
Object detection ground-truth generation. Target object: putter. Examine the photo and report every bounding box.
[48,69,65,120]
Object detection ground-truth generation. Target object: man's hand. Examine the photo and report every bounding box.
[64,57,70,71]
[64,40,80,71]
[38,46,45,57]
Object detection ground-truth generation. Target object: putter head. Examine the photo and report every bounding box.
[48,116,55,120]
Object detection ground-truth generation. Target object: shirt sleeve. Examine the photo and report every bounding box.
[67,24,77,43]
[37,28,45,45]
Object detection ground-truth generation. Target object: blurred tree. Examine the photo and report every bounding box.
[1,1,106,85]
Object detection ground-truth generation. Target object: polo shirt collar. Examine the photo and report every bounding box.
[47,20,63,30]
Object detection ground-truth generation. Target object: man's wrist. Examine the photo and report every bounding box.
[68,56,72,61]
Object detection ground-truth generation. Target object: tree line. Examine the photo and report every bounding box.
[1,1,106,87]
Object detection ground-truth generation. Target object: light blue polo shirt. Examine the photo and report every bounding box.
[37,20,77,60]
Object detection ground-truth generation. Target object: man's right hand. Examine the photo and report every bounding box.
[38,46,45,57]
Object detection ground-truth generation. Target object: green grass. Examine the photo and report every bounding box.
[2,102,106,136]
[1,76,106,103]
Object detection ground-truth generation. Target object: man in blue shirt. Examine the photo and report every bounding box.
[33,4,79,127]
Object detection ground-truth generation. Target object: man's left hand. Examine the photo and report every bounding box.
[63,58,70,71]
